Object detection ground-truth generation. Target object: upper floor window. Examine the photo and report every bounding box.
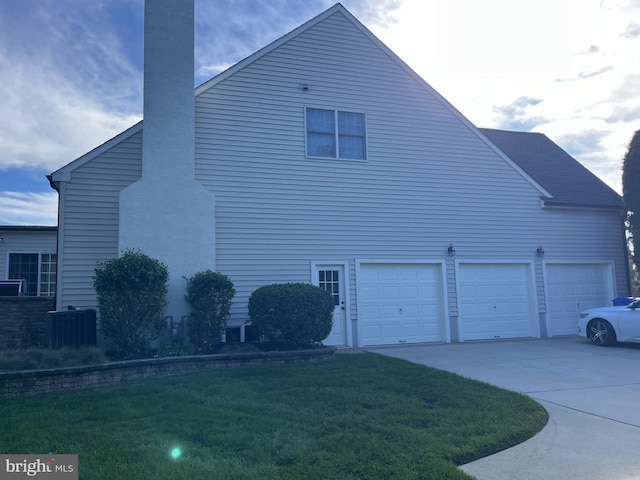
[306,108,367,160]
[8,252,57,297]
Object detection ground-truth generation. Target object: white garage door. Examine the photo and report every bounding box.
[458,263,534,341]
[359,264,445,346]
[546,263,613,336]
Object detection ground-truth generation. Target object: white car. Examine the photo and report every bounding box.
[579,300,640,346]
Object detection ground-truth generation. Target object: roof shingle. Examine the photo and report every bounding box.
[480,128,622,209]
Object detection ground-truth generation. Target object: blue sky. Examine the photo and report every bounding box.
[1,0,639,225]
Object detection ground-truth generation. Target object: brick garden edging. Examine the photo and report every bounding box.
[0,346,336,398]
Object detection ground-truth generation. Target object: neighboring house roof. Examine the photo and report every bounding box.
[0,226,57,232]
[479,128,622,209]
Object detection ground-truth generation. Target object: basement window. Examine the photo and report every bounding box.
[305,108,367,160]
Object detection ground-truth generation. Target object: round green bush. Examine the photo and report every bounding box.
[248,283,334,348]
[185,270,236,352]
[93,249,168,359]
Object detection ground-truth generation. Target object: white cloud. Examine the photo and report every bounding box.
[0,0,143,173]
[492,97,549,131]
[623,21,640,38]
[0,192,58,225]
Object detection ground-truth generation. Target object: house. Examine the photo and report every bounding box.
[47,2,626,347]
[0,226,57,297]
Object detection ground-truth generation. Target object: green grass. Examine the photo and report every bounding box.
[0,353,547,479]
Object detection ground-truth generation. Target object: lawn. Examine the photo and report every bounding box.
[0,353,547,479]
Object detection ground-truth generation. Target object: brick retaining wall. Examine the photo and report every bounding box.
[0,347,336,398]
[0,297,55,349]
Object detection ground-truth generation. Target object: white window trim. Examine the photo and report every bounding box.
[304,107,368,161]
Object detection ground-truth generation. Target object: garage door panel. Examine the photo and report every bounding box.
[459,263,534,341]
[401,286,419,298]
[362,304,380,315]
[382,324,400,336]
[421,285,439,296]
[380,269,399,281]
[381,286,399,300]
[402,304,420,316]
[359,264,445,346]
[362,286,380,301]
[577,285,592,296]
[398,269,417,281]
[363,325,381,341]
[382,305,400,317]
[403,323,419,336]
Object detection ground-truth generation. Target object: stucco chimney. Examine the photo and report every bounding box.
[119,0,216,331]
[141,0,195,182]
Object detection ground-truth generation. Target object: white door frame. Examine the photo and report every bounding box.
[311,261,352,347]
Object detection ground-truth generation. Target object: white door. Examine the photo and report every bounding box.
[359,264,445,346]
[546,263,613,336]
[315,265,348,346]
[458,263,534,341]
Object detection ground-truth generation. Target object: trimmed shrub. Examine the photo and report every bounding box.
[185,270,236,352]
[248,283,334,348]
[94,249,168,359]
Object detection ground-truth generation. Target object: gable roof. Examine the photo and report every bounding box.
[479,128,622,209]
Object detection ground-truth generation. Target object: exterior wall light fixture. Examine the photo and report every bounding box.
[447,243,455,257]
[536,245,545,257]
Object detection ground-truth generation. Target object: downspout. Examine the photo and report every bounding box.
[46,174,63,311]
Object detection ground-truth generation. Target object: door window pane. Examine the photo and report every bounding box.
[318,269,340,306]
[9,253,39,296]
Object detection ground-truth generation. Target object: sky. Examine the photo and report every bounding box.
[1,0,639,225]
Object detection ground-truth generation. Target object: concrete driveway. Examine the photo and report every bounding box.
[366,337,640,480]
